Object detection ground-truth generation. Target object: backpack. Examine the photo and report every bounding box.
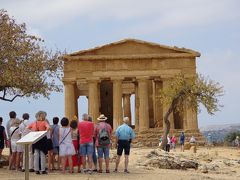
[98,123,110,146]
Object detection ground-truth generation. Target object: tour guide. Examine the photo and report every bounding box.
[114,117,135,173]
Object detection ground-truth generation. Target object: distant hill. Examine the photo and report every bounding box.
[200,123,240,143]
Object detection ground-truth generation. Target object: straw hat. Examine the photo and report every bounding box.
[97,114,108,121]
[73,115,78,121]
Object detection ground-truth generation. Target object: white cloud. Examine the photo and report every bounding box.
[1,0,101,29]
[1,0,239,32]
[120,0,240,35]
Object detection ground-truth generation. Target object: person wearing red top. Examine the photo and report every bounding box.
[78,113,94,174]
[171,135,177,151]
[94,114,112,173]
[28,120,49,131]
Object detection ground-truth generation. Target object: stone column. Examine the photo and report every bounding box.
[88,79,100,123]
[123,93,132,123]
[74,86,79,118]
[134,82,139,130]
[192,110,198,130]
[184,106,198,130]
[64,81,78,120]
[170,114,175,129]
[183,101,188,130]
[153,79,163,128]
[162,79,174,129]
[112,78,123,130]
[137,77,150,131]
[98,83,101,114]
[183,78,199,131]
[148,80,154,128]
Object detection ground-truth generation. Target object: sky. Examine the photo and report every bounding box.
[0,0,240,128]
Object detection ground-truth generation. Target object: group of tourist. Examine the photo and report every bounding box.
[0,111,135,175]
[159,132,198,152]
[159,132,184,152]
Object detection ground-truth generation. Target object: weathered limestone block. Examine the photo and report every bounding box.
[112,78,123,130]
[139,149,198,170]
[190,145,197,153]
[184,142,191,150]
[0,156,9,167]
[138,77,150,131]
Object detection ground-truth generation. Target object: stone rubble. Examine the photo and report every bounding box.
[138,149,198,170]
[0,156,8,168]
[137,148,240,175]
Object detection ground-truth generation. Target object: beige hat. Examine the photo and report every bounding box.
[97,114,108,121]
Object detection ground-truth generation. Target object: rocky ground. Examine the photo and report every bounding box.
[0,146,240,180]
[137,147,240,177]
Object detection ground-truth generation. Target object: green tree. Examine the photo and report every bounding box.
[159,74,224,150]
[224,131,240,146]
[0,9,63,102]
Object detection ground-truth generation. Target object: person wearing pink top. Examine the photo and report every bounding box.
[78,113,94,174]
[171,135,177,151]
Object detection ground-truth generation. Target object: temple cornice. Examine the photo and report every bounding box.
[63,53,199,61]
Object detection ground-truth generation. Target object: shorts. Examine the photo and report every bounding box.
[59,143,75,157]
[80,142,93,156]
[52,146,59,154]
[117,140,130,156]
[11,140,23,153]
[0,139,4,149]
[47,139,53,151]
[97,146,109,159]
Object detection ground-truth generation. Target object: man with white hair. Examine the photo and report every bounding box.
[114,117,135,173]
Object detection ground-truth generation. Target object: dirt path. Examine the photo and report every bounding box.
[0,147,240,180]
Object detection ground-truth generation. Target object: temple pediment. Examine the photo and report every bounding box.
[64,39,200,60]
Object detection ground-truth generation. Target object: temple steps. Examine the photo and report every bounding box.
[132,128,206,147]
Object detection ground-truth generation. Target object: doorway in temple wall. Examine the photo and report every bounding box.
[100,80,113,127]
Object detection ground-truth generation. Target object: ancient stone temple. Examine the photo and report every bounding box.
[63,39,203,145]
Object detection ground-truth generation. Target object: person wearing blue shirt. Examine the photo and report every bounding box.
[179,132,185,152]
[114,117,135,173]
